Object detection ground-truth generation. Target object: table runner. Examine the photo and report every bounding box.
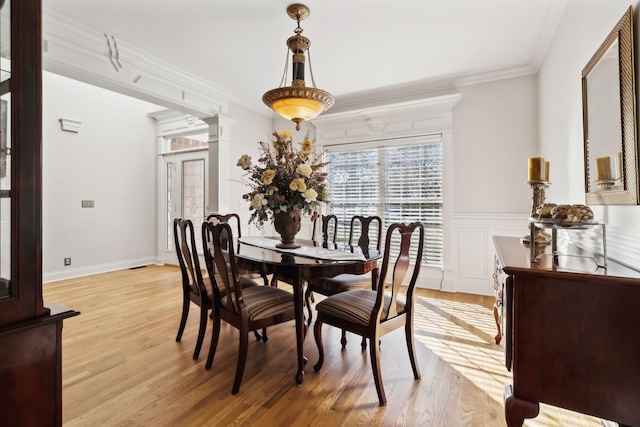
[238,236,366,261]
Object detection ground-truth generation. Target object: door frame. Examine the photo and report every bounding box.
[158,147,208,266]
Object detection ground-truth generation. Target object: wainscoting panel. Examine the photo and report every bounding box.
[571,224,640,272]
[452,213,528,296]
[459,228,489,279]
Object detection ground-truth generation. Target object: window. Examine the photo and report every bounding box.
[167,133,208,152]
[326,135,443,268]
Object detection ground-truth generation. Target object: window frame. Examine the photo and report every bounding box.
[324,134,444,269]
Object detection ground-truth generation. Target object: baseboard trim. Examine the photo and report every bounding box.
[44,257,157,283]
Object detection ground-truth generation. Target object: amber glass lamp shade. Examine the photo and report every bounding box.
[273,97,325,122]
[263,85,334,130]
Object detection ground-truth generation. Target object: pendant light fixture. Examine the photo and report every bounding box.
[262,3,334,131]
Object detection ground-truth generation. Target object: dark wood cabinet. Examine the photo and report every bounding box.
[0,1,79,426]
[494,236,640,427]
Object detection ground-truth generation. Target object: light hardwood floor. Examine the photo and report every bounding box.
[43,264,604,427]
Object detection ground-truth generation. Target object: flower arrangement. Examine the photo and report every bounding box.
[236,130,329,227]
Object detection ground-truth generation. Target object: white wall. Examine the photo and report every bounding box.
[43,72,159,282]
[226,104,277,234]
[449,75,537,295]
[538,0,640,270]
[453,75,538,214]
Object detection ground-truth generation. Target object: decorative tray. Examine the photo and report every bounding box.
[529,217,600,229]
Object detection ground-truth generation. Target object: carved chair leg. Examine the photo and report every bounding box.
[254,330,262,341]
[176,297,189,342]
[340,329,347,348]
[369,333,386,406]
[313,318,325,371]
[232,329,250,395]
[261,328,268,342]
[405,316,421,379]
[205,315,221,370]
[193,306,208,359]
[361,336,367,350]
[304,286,314,326]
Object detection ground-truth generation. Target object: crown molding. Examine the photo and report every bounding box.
[453,64,537,87]
[313,94,461,145]
[528,0,569,70]
[41,10,266,117]
[331,64,536,114]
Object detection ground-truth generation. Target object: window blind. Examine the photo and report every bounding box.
[326,137,443,268]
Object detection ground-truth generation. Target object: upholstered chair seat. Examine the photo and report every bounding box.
[309,273,373,295]
[315,289,405,326]
[220,286,295,321]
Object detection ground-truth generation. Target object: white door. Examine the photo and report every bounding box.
[163,149,208,266]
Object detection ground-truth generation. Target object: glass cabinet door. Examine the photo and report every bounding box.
[0,0,10,299]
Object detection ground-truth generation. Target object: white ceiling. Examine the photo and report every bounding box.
[43,0,568,107]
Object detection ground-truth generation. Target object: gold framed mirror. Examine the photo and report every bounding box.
[582,6,638,205]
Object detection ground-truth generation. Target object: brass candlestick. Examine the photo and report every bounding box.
[595,179,616,191]
[521,180,552,245]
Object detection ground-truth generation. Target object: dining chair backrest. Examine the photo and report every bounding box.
[173,218,209,299]
[349,215,382,252]
[312,214,338,246]
[202,221,242,314]
[207,213,242,236]
[376,222,424,321]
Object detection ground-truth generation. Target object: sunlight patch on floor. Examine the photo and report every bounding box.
[412,296,507,407]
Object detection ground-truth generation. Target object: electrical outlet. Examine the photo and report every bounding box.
[81,200,95,208]
[64,258,71,266]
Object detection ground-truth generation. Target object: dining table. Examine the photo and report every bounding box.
[235,236,382,385]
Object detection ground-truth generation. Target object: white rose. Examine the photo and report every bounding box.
[251,193,266,210]
[297,163,312,177]
[236,154,252,170]
[303,188,318,202]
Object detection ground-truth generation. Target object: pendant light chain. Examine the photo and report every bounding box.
[307,47,317,89]
[278,47,290,88]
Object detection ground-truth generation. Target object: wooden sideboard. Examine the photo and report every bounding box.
[493,236,640,427]
[0,302,79,426]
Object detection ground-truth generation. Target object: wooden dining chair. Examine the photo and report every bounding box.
[312,214,338,246]
[202,221,297,395]
[305,215,382,348]
[313,222,424,406]
[174,217,261,358]
[207,212,269,286]
[173,218,214,360]
[206,212,242,234]
[208,212,273,341]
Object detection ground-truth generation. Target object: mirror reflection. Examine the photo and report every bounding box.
[585,39,621,193]
[582,6,638,205]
